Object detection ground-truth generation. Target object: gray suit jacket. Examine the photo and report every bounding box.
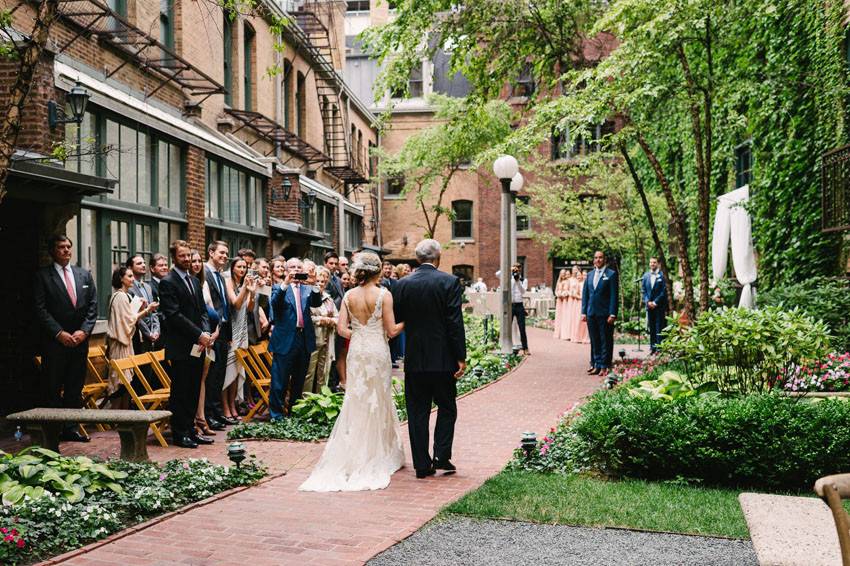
[129,280,160,341]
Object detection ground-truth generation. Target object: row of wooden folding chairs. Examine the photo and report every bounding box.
[235,341,272,422]
[108,351,172,447]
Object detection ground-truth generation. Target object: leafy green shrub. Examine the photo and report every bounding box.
[662,306,830,393]
[228,417,334,441]
[556,389,850,490]
[292,386,344,425]
[0,447,126,505]
[759,276,850,352]
[627,370,719,400]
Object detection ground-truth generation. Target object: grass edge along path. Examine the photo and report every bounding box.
[443,470,751,539]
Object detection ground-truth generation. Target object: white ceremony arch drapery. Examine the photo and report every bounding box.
[711,186,757,308]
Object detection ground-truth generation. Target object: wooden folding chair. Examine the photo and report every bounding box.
[237,348,270,422]
[147,349,172,388]
[815,473,850,566]
[109,356,170,447]
[249,342,272,379]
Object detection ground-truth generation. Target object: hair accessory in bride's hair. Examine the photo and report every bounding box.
[351,252,383,285]
[350,261,380,273]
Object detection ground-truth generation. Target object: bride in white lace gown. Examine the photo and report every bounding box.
[299,253,405,492]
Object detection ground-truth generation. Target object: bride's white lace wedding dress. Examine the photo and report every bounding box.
[299,287,405,492]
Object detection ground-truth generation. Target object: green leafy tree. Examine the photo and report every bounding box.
[375,94,513,237]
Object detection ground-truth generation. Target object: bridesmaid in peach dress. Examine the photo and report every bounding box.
[553,269,571,340]
[571,269,590,343]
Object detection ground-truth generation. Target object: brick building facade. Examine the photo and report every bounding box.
[0,0,380,415]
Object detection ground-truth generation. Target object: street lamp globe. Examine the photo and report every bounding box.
[510,172,524,193]
[493,154,519,180]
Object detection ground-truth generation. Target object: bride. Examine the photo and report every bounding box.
[299,252,406,492]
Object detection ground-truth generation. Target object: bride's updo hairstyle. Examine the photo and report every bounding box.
[351,252,382,285]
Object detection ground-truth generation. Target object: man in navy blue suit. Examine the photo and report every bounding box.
[641,257,667,354]
[268,257,323,419]
[581,250,619,376]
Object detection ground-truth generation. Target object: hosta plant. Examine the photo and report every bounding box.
[291,386,344,425]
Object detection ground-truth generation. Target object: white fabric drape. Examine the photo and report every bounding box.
[711,186,757,308]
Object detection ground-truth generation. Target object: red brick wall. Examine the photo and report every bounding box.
[0,53,58,156]
[185,146,206,250]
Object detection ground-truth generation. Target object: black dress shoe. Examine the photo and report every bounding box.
[433,459,456,474]
[415,467,436,479]
[192,433,214,445]
[207,418,226,431]
[60,430,91,442]
[589,368,601,375]
[173,436,198,449]
[586,367,596,374]
[220,416,240,425]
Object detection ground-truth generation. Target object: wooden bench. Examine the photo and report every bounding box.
[739,492,842,565]
[6,408,171,462]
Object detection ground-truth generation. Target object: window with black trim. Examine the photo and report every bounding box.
[223,15,233,106]
[347,0,369,11]
[385,175,404,196]
[735,141,752,188]
[452,264,474,287]
[516,196,531,233]
[205,158,265,228]
[451,200,473,239]
[296,72,307,138]
[243,24,256,111]
[512,64,535,98]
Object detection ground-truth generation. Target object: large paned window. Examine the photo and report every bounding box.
[160,0,174,49]
[205,158,265,229]
[223,15,233,106]
[65,109,184,212]
[451,200,473,240]
[347,0,369,11]
[243,24,255,111]
[304,199,335,237]
[344,212,362,250]
[384,175,404,197]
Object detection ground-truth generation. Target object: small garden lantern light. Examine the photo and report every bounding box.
[226,441,246,468]
[521,431,537,460]
[619,348,627,360]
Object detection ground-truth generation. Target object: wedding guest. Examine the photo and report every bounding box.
[223,257,256,422]
[303,259,317,285]
[238,248,256,264]
[127,255,160,360]
[571,270,590,344]
[338,256,349,276]
[510,263,530,355]
[323,252,344,392]
[470,277,488,293]
[305,266,338,394]
[159,240,212,448]
[393,264,409,363]
[642,256,668,354]
[567,266,582,339]
[149,253,168,349]
[191,250,218,437]
[271,257,287,286]
[106,266,157,407]
[204,241,232,428]
[34,235,98,442]
[553,269,570,341]
[341,271,353,290]
[581,250,619,377]
[248,257,271,345]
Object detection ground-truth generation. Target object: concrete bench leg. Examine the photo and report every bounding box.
[27,422,61,453]
[115,423,151,462]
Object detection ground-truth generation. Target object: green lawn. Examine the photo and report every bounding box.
[444,471,752,539]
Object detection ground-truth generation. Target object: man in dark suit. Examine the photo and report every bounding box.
[33,235,98,442]
[149,253,169,349]
[581,250,619,378]
[393,239,466,479]
[642,257,668,354]
[268,257,323,419]
[158,240,212,448]
[127,255,161,390]
[203,241,231,429]
[381,261,403,366]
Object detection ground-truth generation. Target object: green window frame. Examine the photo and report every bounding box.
[205,157,265,229]
[451,199,473,240]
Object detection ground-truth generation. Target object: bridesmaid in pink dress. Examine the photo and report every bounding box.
[571,269,590,343]
[553,270,571,340]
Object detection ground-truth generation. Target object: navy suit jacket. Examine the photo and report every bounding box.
[33,264,98,354]
[268,283,322,356]
[581,268,619,318]
[641,271,668,310]
[159,269,210,361]
[392,264,466,373]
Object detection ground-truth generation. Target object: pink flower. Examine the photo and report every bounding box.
[16,538,24,548]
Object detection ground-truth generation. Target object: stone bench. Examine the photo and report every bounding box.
[6,408,171,462]
[739,492,842,565]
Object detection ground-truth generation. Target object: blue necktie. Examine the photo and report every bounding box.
[215,272,229,322]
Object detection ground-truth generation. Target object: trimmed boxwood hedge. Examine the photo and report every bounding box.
[540,390,850,490]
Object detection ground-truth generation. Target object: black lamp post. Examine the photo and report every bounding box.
[48,82,90,129]
[226,441,246,468]
[521,431,537,460]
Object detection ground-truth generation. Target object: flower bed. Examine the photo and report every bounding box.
[777,352,850,392]
[510,389,850,491]
[0,448,265,565]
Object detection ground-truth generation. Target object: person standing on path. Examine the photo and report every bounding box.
[159,240,212,449]
[581,250,618,378]
[510,264,530,355]
[393,239,466,479]
[204,241,232,428]
[642,257,668,354]
[33,234,98,443]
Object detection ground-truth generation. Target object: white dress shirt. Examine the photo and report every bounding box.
[511,277,527,303]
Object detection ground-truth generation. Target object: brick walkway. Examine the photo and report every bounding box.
[40,328,609,566]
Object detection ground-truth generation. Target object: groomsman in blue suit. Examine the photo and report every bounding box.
[268,257,323,419]
[581,250,619,376]
[641,257,667,354]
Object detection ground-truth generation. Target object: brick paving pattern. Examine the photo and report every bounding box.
[36,328,606,565]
